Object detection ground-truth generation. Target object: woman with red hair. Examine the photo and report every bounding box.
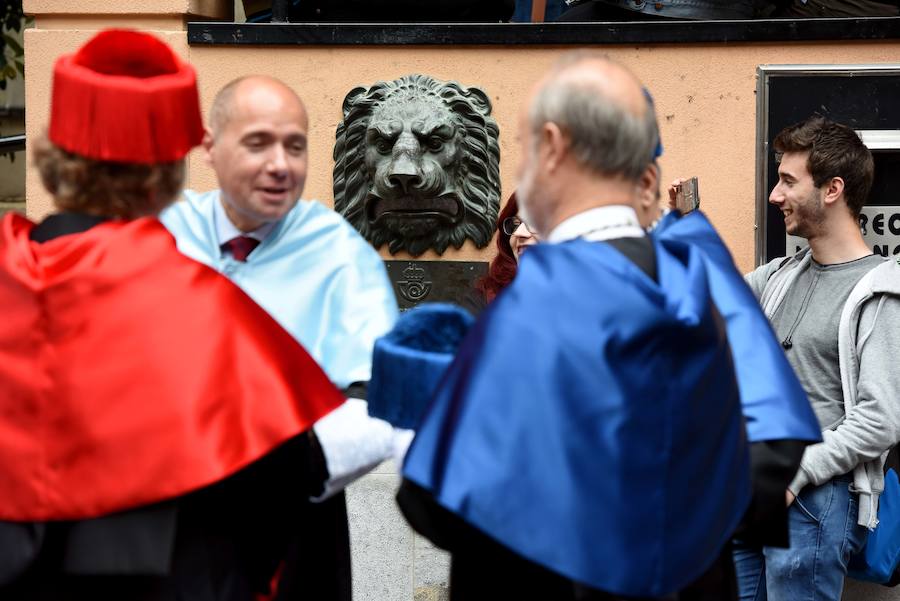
[476,193,540,304]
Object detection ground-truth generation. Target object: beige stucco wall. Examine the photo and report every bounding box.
[186,41,900,270]
[24,0,231,19]
[23,23,900,269]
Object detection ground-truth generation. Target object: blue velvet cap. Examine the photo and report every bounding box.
[367,303,475,430]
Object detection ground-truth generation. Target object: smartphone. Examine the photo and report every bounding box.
[674,177,700,214]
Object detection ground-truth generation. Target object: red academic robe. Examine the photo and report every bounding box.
[0,212,344,522]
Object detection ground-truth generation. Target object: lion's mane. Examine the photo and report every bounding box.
[333,74,500,256]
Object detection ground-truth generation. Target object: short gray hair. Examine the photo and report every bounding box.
[529,78,659,182]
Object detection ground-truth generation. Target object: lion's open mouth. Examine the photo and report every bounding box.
[366,194,463,225]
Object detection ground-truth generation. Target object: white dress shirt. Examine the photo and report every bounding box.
[547,205,645,244]
[213,196,277,253]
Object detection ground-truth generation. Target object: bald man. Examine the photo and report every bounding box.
[397,52,752,600]
[161,76,402,601]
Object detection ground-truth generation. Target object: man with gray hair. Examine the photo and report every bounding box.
[396,52,753,600]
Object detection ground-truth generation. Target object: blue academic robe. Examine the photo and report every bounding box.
[653,210,821,444]
[403,236,751,598]
[160,191,398,388]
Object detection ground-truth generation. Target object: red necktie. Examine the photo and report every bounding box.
[223,236,260,262]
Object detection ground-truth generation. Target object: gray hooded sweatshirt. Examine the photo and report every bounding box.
[747,249,900,529]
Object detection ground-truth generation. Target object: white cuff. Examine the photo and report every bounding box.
[311,398,394,502]
[392,428,415,467]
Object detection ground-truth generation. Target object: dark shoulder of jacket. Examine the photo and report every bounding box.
[605,237,657,282]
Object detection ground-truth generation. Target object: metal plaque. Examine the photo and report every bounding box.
[384,260,488,314]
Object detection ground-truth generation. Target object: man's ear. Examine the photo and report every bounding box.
[202,128,215,167]
[634,163,661,228]
[822,176,845,207]
[637,163,660,208]
[540,122,568,174]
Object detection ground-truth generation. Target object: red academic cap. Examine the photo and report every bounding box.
[48,29,204,164]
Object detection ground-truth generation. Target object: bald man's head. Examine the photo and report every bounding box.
[527,52,659,182]
[203,75,309,232]
[208,75,307,139]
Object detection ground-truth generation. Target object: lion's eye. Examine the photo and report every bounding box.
[375,139,392,154]
[426,137,444,152]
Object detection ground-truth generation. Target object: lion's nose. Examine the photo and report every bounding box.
[388,156,423,193]
[389,173,423,193]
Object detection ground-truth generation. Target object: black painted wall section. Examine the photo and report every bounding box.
[188,18,900,46]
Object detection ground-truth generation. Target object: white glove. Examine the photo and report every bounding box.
[311,398,394,502]
[392,428,415,467]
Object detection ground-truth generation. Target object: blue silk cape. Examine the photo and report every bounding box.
[161,191,398,388]
[403,236,751,597]
[653,211,820,443]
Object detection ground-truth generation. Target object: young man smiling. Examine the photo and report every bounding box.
[736,116,900,600]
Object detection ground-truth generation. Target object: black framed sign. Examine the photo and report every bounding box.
[755,64,900,266]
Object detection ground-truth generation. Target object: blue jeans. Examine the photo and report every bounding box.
[732,477,868,601]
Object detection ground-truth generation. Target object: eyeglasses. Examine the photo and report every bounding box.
[501,216,532,236]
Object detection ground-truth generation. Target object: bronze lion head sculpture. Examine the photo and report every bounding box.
[333,74,500,256]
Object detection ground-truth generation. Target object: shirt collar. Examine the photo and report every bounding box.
[214,194,277,245]
[547,205,645,244]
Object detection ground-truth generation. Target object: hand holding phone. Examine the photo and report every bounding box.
[672,177,700,215]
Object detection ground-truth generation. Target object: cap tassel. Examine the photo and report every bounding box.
[48,30,204,164]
